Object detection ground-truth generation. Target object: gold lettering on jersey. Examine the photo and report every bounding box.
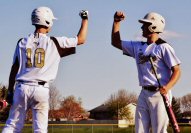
[26,48,32,68]
[26,48,45,68]
[35,48,45,68]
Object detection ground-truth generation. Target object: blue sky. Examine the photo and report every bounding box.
[0,0,191,110]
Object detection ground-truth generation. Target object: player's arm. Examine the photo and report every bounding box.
[160,65,181,95]
[77,10,88,45]
[8,58,19,92]
[6,57,19,104]
[111,11,125,50]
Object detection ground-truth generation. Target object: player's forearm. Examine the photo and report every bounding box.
[8,63,19,93]
[165,65,181,91]
[77,19,88,45]
[111,22,122,50]
[8,72,17,93]
[8,76,16,93]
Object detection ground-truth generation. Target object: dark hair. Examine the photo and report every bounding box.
[34,24,49,29]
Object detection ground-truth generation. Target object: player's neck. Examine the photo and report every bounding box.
[35,27,50,34]
[147,33,159,44]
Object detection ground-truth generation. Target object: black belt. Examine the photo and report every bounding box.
[143,86,159,91]
[38,81,46,85]
[17,80,46,86]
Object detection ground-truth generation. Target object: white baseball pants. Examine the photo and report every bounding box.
[135,89,172,133]
[2,83,49,133]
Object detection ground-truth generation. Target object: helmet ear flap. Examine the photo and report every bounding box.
[151,26,156,30]
[148,25,158,33]
[46,21,50,25]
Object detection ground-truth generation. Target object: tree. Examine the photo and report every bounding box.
[171,97,182,119]
[0,84,9,122]
[180,93,191,112]
[0,84,7,100]
[59,95,85,120]
[25,109,32,122]
[0,105,11,122]
[49,84,62,121]
[105,89,137,120]
[181,111,191,118]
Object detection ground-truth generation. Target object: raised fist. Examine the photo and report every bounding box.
[114,11,125,22]
[79,10,88,19]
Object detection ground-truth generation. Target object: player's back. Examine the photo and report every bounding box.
[15,33,61,83]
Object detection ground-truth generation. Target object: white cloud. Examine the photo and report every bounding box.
[159,30,183,40]
[133,32,146,41]
[133,30,185,41]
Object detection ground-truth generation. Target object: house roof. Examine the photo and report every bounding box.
[89,103,137,113]
[88,104,109,112]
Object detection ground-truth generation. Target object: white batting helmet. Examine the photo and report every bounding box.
[139,12,165,33]
[31,7,57,28]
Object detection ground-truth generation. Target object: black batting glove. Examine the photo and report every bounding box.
[79,10,88,19]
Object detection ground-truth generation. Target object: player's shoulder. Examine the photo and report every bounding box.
[156,38,169,47]
[16,37,26,47]
[17,34,33,46]
[123,40,143,46]
[50,36,76,57]
[49,36,58,44]
[157,38,174,51]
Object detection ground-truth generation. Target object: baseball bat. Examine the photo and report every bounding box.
[0,100,8,111]
[149,56,180,133]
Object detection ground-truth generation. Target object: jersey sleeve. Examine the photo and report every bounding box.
[13,43,20,64]
[55,36,78,48]
[161,43,181,68]
[121,40,135,57]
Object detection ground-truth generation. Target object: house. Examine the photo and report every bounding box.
[89,103,136,124]
[89,104,112,120]
[124,103,136,124]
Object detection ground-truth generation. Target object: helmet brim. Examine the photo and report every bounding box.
[53,17,57,20]
[138,19,152,24]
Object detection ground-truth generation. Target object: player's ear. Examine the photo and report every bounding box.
[46,27,51,33]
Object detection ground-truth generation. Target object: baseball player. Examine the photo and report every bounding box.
[111,11,181,133]
[2,7,88,133]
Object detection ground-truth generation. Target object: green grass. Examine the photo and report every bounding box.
[0,128,133,133]
[0,124,191,133]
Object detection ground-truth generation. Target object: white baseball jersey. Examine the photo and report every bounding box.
[122,39,181,87]
[13,33,78,83]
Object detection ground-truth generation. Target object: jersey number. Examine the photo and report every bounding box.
[26,48,45,68]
